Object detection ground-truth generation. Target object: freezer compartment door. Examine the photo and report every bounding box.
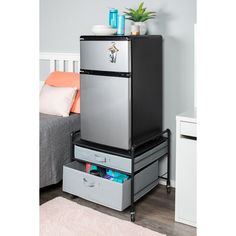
[80,40,131,73]
[81,74,131,150]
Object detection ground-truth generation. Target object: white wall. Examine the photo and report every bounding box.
[40,0,196,184]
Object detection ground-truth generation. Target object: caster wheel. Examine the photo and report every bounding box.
[130,212,135,222]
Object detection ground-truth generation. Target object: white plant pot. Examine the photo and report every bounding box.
[134,22,147,35]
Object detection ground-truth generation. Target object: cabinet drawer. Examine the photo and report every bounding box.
[74,146,131,173]
[74,142,167,173]
[63,161,159,211]
[180,121,197,137]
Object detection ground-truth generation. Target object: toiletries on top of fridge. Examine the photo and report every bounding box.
[117,15,125,35]
[109,9,125,35]
[109,8,118,29]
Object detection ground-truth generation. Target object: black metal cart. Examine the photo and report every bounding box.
[70,129,171,222]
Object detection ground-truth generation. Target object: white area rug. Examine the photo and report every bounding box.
[40,197,165,236]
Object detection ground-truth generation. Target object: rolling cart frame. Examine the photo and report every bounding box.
[130,129,171,222]
[70,129,171,222]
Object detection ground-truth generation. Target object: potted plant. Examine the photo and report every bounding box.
[124,2,156,35]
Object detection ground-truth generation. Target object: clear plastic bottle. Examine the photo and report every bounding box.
[117,15,125,35]
[109,8,118,29]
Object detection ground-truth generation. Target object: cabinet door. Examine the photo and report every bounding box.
[80,40,131,73]
[80,74,131,150]
[176,136,196,226]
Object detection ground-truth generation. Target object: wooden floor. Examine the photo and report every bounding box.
[40,182,196,236]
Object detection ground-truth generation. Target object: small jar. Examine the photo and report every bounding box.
[117,15,125,35]
[109,8,118,29]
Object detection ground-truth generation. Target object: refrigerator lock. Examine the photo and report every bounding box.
[108,42,119,63]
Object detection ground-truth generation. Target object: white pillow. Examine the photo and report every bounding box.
[40,84,77,117]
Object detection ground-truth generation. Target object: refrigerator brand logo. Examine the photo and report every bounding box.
[108,42,119,63]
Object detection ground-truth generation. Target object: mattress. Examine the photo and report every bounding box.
[40,113,80,188]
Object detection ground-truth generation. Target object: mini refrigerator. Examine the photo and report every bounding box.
[80,35,163,150]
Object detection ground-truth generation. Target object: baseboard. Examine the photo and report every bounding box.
[175,216,196,227]
[158,179,176,188]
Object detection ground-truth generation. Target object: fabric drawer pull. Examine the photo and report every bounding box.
[83,178,95,187]
[94,155,106,163]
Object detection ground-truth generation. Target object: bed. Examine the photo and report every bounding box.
[40,53,80,188]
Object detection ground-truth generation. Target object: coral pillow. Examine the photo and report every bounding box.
[45,72,80,113]
[40,84,77,117]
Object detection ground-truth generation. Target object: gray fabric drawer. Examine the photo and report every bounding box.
[74,141,167,173]
[63,160,159,211]
[74,146,131,173]
[134,141,167,171]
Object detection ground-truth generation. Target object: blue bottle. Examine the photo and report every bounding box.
[117,15,125,35]
[109,8,118,29]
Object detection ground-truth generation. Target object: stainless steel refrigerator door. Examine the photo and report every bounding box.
[81,74,131,150]
[80,40,131,72]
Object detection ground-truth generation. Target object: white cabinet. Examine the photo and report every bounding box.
[175,109,197,227]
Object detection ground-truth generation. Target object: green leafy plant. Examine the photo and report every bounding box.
[124,2,156,22]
